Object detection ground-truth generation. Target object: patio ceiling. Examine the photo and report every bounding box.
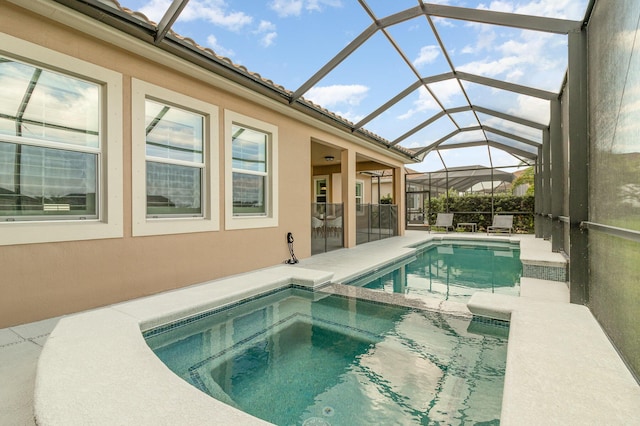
[49,0,592,171]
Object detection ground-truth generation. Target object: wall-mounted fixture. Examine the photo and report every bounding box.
[324,155,335,161]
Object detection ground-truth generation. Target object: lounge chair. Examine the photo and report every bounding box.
[429,213,454,233]
[487,214,514,236]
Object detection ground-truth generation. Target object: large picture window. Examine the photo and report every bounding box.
[131,79,218,236]
[0,34,123,246]
[225,111,278,230]
[0,57,100,220]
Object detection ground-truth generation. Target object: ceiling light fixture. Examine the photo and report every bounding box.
[324,155,335,161]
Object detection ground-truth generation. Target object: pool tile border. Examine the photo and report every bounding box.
[522,263,567,282]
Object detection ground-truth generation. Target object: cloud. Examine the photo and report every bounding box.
[477,1,513,13]
[461,25,496,55]
[206,35,235,57]
[506,68,525,81]
[332,109,365,123]
[137,0,172,22]
[398,80,463,120]
[461,1,581,88]
[457,56,522,78]
[306,0,343,12]
[257,20,276,32]
[513,0,586,19]
[481,115,542,141]
[398,87,438,120]
[457,29,563,87]
[270,0,303,17]
[269,0,342,17]
[413,45,441,68]
[140,0,254,30]
[304,84,369,108]
[260,32,278,47]
[140,0,279,50]
[509,94,550,124]
[254,20,278,47]
[430,79,464,104]
[432,16,456,28]
[139,0,253,30]
[478,0,587,19]
[304,84,367,124]
[185,1,253,30]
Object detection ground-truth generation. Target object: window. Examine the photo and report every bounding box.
[356,180,364,214]
[131,79,219,236]
[0,33,122,245]
[225,110,278,230]
[0,59,100,221]
[232,125,267,216]
[145,99,204,217]
[314,177,328,203]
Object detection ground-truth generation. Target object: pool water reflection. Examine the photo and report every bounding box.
[145,287,507,425]
[345,240,522,303]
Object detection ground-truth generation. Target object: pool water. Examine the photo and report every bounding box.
[145,287,508,425]
[345,240,522,303]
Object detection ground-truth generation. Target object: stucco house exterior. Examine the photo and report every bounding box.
[0,0,417,327]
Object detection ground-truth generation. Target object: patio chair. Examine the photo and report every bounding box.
[487,214,514,236]
[407,213,430,229]
[326,216,342,237]
[311,216,324,237]
[429,213,454,233]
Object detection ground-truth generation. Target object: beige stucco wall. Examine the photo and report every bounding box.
[327,172,373,203]
[0,2,408,327]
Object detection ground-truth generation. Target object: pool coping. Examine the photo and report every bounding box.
[34,266,336,425]
[468,291,640,424]
[33,232,640,424]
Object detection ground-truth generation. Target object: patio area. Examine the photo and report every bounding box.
[2,231,638,425]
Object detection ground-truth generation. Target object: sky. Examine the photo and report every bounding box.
[116,0,590,172]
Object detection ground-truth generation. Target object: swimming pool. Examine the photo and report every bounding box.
[345,240,522,303]
[145,286,507,425]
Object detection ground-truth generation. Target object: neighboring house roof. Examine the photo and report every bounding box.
[406,165,514,193]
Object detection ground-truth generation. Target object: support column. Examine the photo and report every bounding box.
[394,167,405,236]
[341,149,357,248]
[550,99,565,252]
[542,128,552,240]
[534,149,543,238]
[568,28,589,304]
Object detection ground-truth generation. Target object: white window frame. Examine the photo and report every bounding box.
[314,176,329,204]
[225,110,278,230]
[0,33,123,246]
[356,180,365,215]
[131,79,219,236]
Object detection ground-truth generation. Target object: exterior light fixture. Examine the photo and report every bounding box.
[324,155,335,161]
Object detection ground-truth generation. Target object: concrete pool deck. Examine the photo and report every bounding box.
[1,232,639,424]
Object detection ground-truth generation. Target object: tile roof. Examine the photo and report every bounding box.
[98,0,416,160]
